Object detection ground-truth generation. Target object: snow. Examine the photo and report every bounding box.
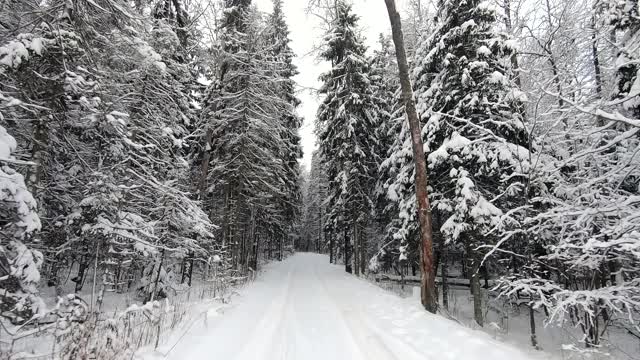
[148,254,542,360]
[135,40,167,73]
[461,20,477,31]
[0,35,49,70]
[196,75,212,86]
[488,71,507,85]
[623,74,640,111]
[476,46,491,57]
[0,40,31,68]
[0,125,18,159]
[0,126,41,234]
[427,132,471,164]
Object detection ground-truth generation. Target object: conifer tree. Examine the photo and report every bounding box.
[266,0,304,253]
[397,0,530,323]
[316,2,380,275]
[202,1,295,268]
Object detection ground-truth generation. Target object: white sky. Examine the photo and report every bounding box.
[254,0,406,169]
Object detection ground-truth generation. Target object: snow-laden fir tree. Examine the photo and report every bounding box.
[369,34,409,273]
[387,0,530,324]
[300,151,329,254]
[316,2,381,275]
[202,1,295,268]
[265,0,304,255]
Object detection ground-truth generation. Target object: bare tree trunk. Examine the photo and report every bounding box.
[149,249,165,303]
[384,0,437,313]
[353,222,360,276]
[329,231,334,263]
[188,253,194,286]
[441,244,449,311]
[359,223,366,275]
[318,207,322,253]
[73,259,89,293]
[180,256,187,284]
[344,229,352,273]
[199,130,213,202]
[529,298,540,349]
[470,245,483,326]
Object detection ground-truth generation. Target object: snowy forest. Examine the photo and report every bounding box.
[0,0,639,359]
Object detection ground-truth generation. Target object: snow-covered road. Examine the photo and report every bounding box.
[164,253,539,360]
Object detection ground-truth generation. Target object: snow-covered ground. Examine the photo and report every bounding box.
[142,253,549,360]
[373,274,639,359]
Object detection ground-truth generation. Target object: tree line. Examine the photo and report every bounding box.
[0,0,302,328]
[301,0,640,351]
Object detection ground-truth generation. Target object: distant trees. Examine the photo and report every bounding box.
[300,151,328,254]
[315,2,381,275]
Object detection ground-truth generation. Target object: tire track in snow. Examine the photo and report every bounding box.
[313,262,425,360]
[232,261,294,360]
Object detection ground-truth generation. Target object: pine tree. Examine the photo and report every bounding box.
[316,2,380,275]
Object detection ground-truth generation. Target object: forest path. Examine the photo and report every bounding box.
[164,253,537,360]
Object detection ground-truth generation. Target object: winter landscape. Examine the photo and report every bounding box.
[1,0,639,359]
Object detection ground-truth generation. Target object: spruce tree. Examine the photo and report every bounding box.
[409,0,529,323]
[266,0,304,252]
[316,3,380,275]
[202,2,294,268]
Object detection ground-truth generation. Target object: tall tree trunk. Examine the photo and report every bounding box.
[318,207,323,253]
[441,244,449,311]
[353,222,360,276]
[359,223,366,275]
[148,249,165,303]
[529,298,540,349]
[180,257,187,284]
[73,256,89,293]
[344,229,352,273]
[469,244,483,326]
[199,130,213,202]
[384,0,437,313]
[188,253,194,286]
[329,231,334,263]
[254,234,260,271]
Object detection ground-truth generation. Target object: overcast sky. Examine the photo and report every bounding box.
[254,0,406,170]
